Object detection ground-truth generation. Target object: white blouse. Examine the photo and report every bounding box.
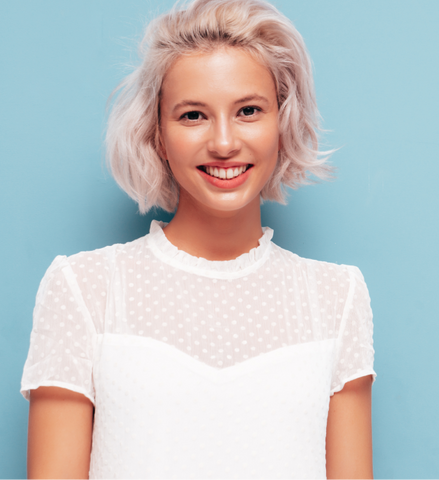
[21,220,376,479]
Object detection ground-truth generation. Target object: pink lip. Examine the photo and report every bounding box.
[197,166,252,189]
[198,162,251,168]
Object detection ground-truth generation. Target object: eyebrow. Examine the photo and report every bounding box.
[172,100,207,113]
[234,94,269,105]
[172,94,270,113]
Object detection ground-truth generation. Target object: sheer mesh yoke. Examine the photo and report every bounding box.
[21,220,376,479]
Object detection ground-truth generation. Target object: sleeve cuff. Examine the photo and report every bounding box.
[20,380,95,406]
[330,369,377,396]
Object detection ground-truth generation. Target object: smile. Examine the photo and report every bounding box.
[197,164,253,179]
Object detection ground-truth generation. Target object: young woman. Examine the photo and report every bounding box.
[21,0,376,478]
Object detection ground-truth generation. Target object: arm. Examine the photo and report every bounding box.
[28,386,94,479]
[326,375,374,479]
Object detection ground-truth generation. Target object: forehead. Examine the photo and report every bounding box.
[161,48,277,105]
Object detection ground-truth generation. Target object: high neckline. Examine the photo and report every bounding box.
[146,220,274,279]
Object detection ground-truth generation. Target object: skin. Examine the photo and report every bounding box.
[28,387,93,478]
[27,47,373,479]
[326,375,374,478]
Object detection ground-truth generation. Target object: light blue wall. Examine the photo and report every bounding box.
[1,0,438,477]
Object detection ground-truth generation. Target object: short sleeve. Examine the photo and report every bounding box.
[330,266,377,396]
[21,255,96,404]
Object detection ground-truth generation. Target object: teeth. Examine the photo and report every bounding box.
[205,165,249,179]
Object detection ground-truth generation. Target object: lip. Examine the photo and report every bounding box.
[197,162,251,168]
[197,164,253,189]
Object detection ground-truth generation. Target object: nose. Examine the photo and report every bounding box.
[206,115,241,158]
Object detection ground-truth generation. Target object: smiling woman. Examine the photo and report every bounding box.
[21,0,376,479]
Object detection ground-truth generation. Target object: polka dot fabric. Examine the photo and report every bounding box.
[21,220,376,479]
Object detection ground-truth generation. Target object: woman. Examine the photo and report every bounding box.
[21,0,376,478]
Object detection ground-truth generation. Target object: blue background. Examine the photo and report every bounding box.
[1,0,438,477]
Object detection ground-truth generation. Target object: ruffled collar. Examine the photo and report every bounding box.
[146,220,274,279]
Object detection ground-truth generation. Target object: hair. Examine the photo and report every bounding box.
[106,0,335,214]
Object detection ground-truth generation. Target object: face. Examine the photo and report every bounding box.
[159,47,280,215]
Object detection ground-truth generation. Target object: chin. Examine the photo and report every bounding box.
[199,192,260,214]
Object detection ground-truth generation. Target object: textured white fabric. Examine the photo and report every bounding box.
[21,220,376,479]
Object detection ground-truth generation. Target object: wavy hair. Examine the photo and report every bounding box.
[106,0,334,213]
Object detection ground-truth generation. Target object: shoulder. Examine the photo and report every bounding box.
[48,235,150,277]
[269,243,369,309]
[271,242,363,282]
[34,235,152,332]
[37,235,152,302]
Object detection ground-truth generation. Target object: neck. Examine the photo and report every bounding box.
[162,191,263,261]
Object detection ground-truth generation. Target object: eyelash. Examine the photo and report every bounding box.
[180,106,262,121]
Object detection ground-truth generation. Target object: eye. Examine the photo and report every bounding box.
[181,111,202,121]
[240,106,260,117]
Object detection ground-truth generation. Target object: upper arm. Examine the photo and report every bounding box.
[326,265,376,478]
[22,257,97,477]
[28,386,94,479]
[326,375,373,479]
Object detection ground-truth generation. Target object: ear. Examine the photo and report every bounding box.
[159,142,167,160]
[157,128,167,160]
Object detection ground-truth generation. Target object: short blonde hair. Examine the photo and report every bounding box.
[106,0,334,213]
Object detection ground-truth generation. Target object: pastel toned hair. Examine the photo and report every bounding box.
[106,0,334,213]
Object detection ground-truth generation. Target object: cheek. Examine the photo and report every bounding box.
[248,123,280,166]
[163,129,202,184]
[164,131,186,161]
[164,126,204,159]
